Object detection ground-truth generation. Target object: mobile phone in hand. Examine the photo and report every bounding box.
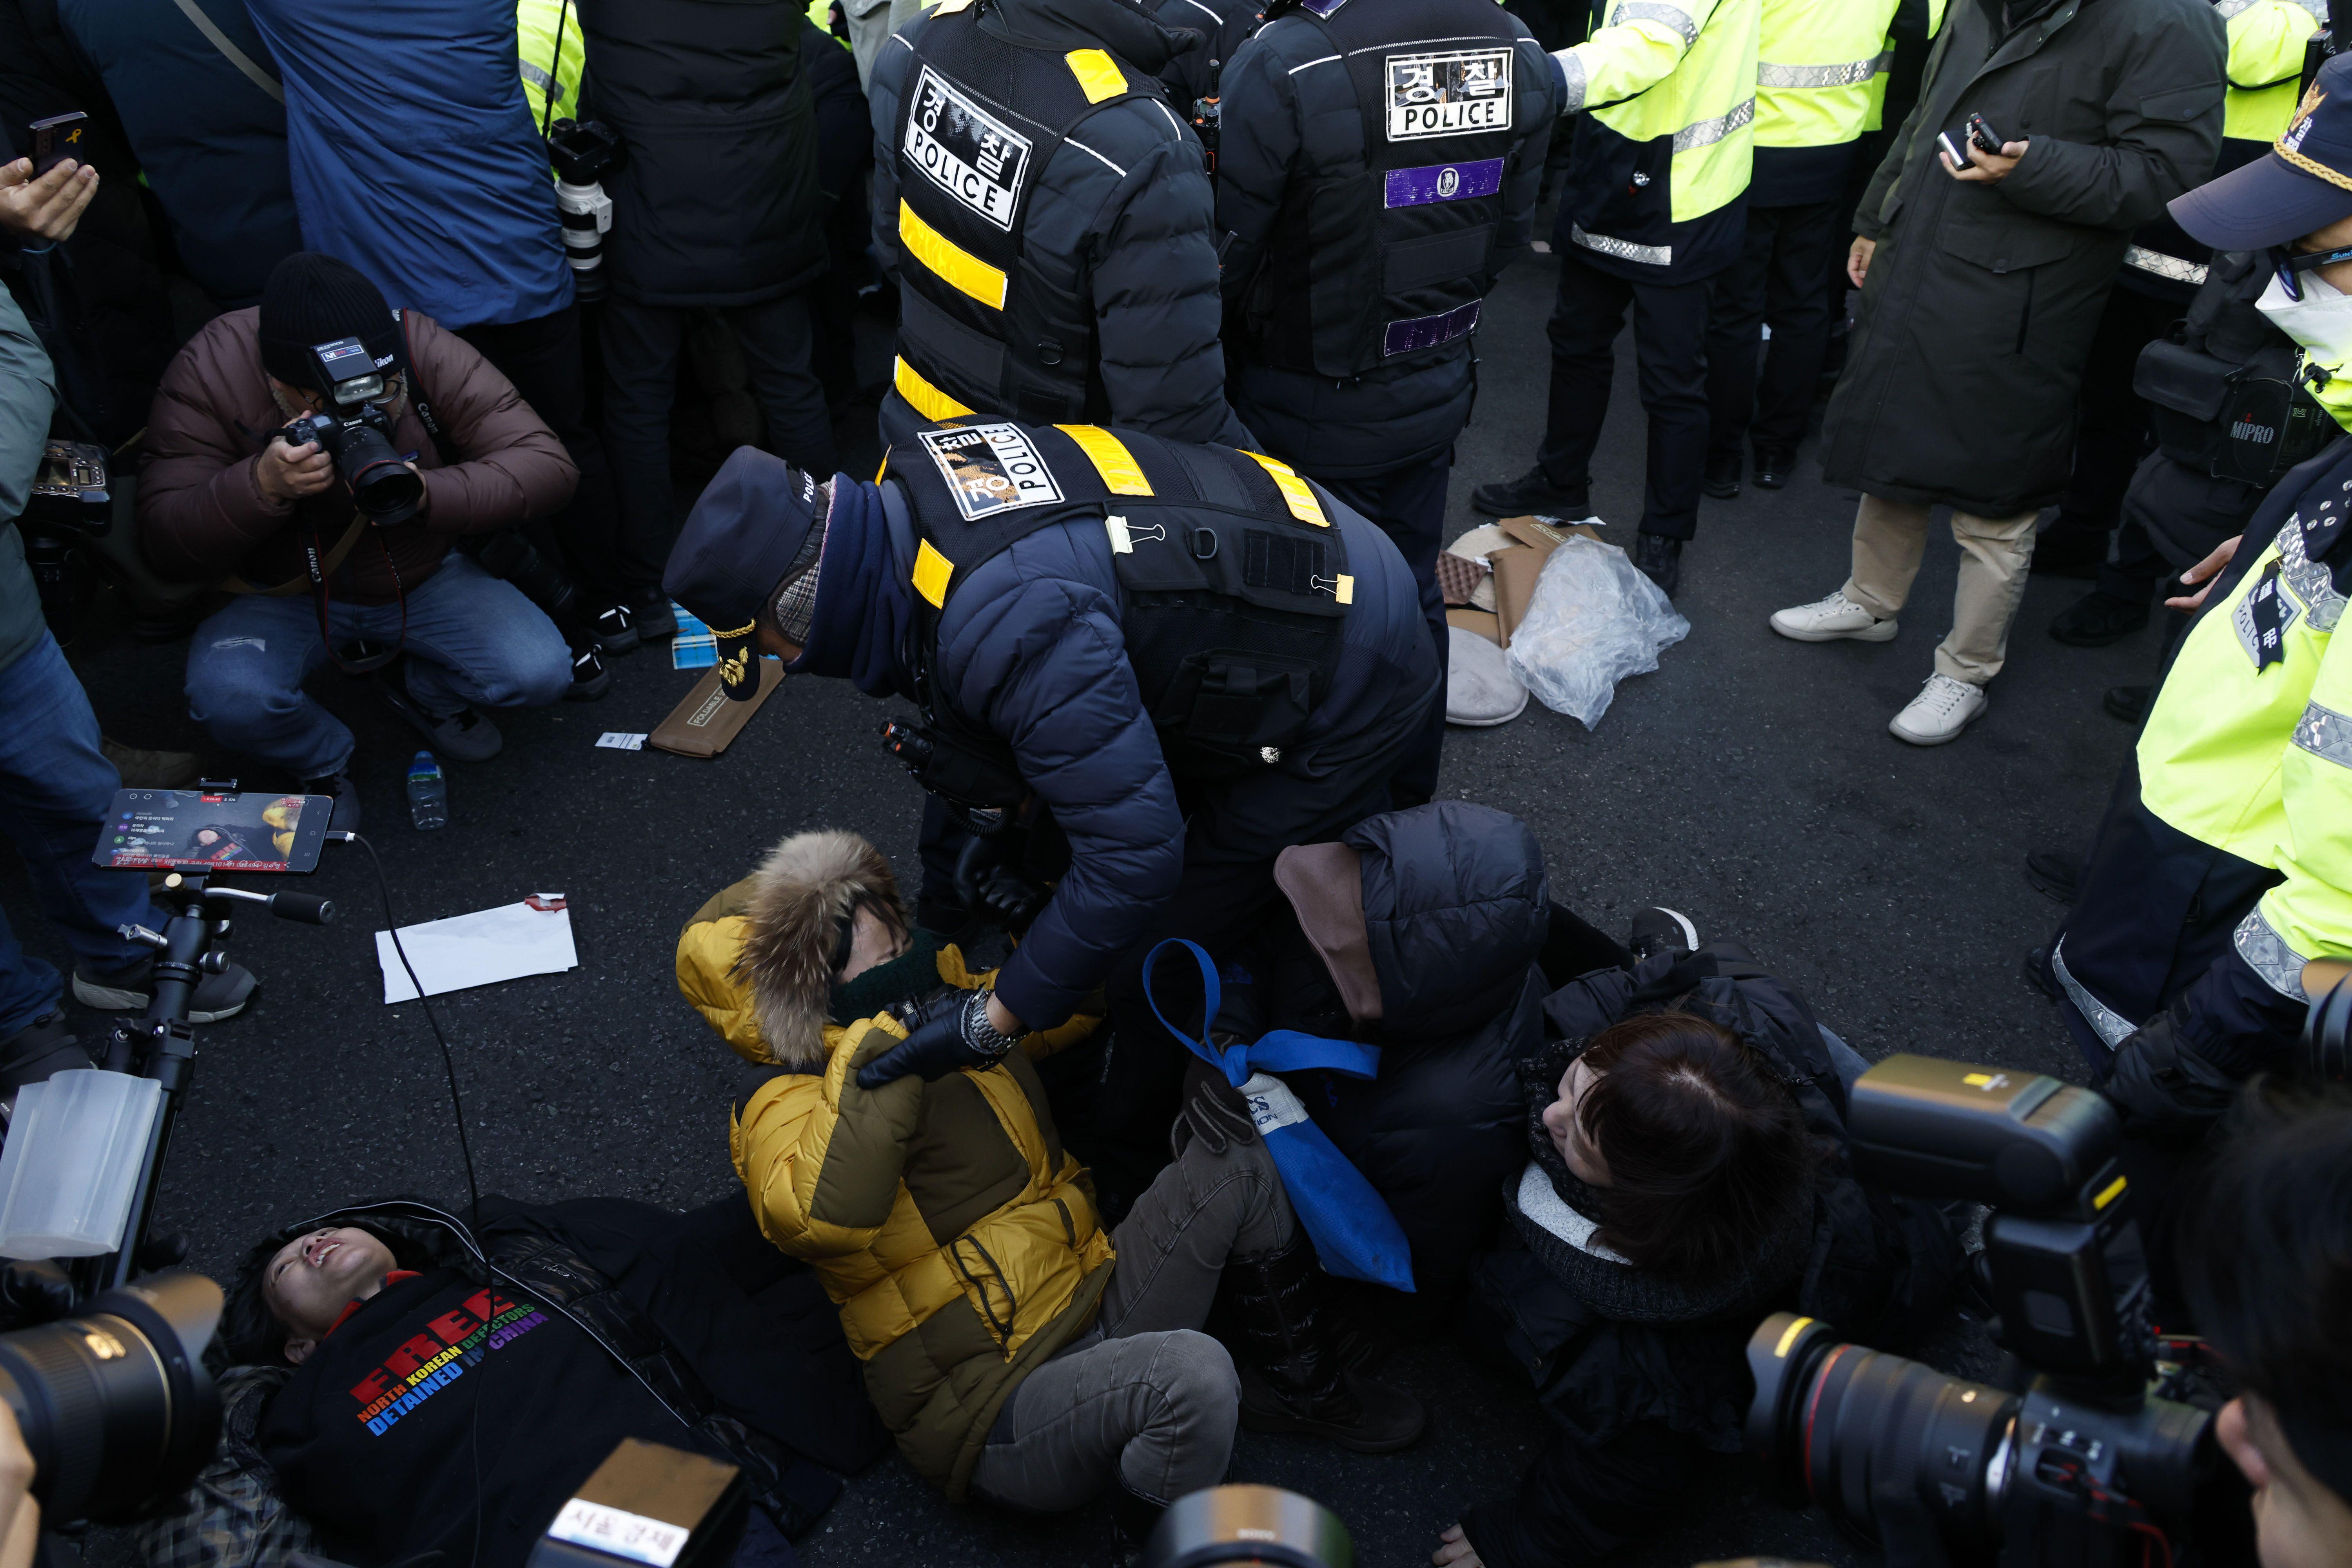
[1937,131,1972,169]
[1967,113,2005,156]
[29,111,89,178]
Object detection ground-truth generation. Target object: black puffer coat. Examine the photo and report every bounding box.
[1455,945,1964,1568]
[1252,802,1550,1320]
[1818,0,2223,515]
[576,0,826,306]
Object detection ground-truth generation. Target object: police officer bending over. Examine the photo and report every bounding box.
[1216,0,1557,804]
[664,426,1437,1196]
[867,0,1255,452]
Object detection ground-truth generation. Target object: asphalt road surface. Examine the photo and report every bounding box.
[12,234,2168,1568]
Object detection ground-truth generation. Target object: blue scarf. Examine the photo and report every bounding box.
[791,477,914,699]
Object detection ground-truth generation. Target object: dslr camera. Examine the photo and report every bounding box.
[278,336,423,526]
[1746,1054,2215,1566]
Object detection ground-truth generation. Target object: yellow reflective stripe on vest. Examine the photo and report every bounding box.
[899,200,1008,310]
[1241,451,1329,527]
[1066,48,1127,103]
[1055,425,1154,495]
[895,356,973,421]
[913,539,956,608]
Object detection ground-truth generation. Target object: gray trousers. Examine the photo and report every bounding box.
[969,1131,1296,1511]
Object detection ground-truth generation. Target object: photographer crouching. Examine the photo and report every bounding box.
[136,253,580,826]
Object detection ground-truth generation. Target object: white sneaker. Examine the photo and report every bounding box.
[1889,674,1987,745]
[1769,590,1898,643]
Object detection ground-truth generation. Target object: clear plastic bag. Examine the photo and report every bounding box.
[1503,537,1690,728]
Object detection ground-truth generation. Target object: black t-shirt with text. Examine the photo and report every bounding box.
[257,1267,706,1568]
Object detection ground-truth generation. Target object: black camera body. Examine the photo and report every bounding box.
[1747,1055,2216,1566]
[17,438,113,642]
[281,405,421,528]
[280,336,423,526]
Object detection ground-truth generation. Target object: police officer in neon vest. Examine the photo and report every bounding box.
[1214,0,1559,805]
[2042,71,2352,1290]
[2037,0,2330,632]
[866,0,1256,453]
[1699,0,1901,501]
[661,426,1438,1198]
[1467,0,1764,597]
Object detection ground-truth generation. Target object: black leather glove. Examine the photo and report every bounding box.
[953,833,1051,934]
[1170,1056,1258,1158]
[856,989,1016,1089]
[2102,1008,2241,1145]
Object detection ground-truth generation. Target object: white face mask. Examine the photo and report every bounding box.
[2257,265,2352,367]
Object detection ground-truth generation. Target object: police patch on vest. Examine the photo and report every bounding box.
[1384,157,1504,207]
[921,423,1063,519]
[905,66,1033,232]
[1385,48,1512,140]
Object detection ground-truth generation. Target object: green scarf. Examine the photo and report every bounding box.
[828,930,947,1024]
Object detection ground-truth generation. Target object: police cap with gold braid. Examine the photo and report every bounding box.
[2174,55,2352,250]
[662,446,828,701]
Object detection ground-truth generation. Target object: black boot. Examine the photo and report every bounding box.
[1220,1235,1425,1453]
[1634,533,1683,597]
[1702,450,1740,499]
[1108,1476,1165,1565]
[1470,465,1589,519]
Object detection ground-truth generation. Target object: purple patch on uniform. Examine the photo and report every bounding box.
[1383,158,1504,209]
[1383,300,1482,356]
[1299,0,1351,15]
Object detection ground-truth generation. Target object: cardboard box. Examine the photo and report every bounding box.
[650,657,786,757]
[1489,516,1606,647]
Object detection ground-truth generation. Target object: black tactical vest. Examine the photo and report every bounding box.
[886,419,1354,779]
[2136,249,2337,486]
[1243,0,1524,376]
[893,5,1166,425]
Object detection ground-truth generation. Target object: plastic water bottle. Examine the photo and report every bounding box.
[405,751,448,830]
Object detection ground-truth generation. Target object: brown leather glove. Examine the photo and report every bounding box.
[1171,1057,1258,1159]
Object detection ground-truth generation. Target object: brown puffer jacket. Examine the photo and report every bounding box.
[138,308,577,604]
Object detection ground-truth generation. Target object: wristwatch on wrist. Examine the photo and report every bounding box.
[961,987,1019,1060]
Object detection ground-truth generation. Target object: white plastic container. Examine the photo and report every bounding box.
[0,1069,162,1258]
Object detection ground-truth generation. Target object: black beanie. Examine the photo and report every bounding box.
[257,252,402,391]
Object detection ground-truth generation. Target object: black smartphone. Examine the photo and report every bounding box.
[93,788,330,875]
[29,111,89,177]
[1967,114,2005,156]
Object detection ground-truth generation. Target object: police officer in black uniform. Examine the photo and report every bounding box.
[1215,0,1557,803]
[662,425,1438,1199]
[868,0,1256,453]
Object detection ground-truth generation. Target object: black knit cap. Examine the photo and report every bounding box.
[257,252,403,392]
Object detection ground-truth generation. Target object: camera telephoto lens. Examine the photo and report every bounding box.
[0,1272,222,1523]
[1747,1312,2016,1552]
[1141,1485,1354,1568]
[329,423,424,526]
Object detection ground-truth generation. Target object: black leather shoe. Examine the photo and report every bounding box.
[2030,525,2107,579]
[2024,850,2082,907]
[2104,684,2151,725]
[2023,942,2063,1004]
[1702,451,1740,499]
[1635,532,1683,597]
[1470,466,1589,518]
[2047,590,2150,648]
[1753,445,1796,489]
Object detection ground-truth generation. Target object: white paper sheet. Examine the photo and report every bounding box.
[377,893,578,1003]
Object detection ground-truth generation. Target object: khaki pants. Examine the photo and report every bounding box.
[1842,493,2041,686]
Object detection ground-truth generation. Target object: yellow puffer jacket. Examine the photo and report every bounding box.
[676,864,1110,1498]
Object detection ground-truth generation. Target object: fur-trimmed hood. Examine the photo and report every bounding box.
[729,830,905,1070]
